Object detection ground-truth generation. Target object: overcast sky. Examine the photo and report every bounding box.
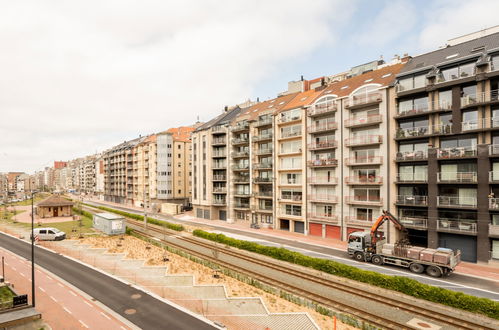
[1,0,499,173]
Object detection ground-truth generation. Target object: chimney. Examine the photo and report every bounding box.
[224,105,228,112]
[300,75,304,81]
[257,97,260,102]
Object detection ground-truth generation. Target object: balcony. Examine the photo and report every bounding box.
[231,151,249,158]
[257,191,273,198]
[280,209,302,217]
[345,135,382,147]
[213,175,226,181]
[461,89,499,107]
[281,193,302,202]
[257,205,273,212]
[231,122,250,132]
[234,203,250,209]
[490,144,499,156]
[231,137,249,145]
[308,140,337,150]
[437,219,477,234]
[437,146,477,159]
[399,217,428,229]
[234,175,250,183]
[307,213,338,223]
[344,216,373,227]
[395,151,427,162]
[437,172,477,183]
[212,163,227,170]
[345,156,383,166]
[308,101,337,117]
[396,172,428,183]
[395,124,453,139]
[212,138,227,146]
[254,162,273,170]
[307,176,338,185]
[212,151,226,158]
[253,133,273,142]
[490,171,499,183]
[213,198,226,206]
[212,125,226,134]
[255,117,273,127]
[278,114,302,124]
[280,130,301,139]
[308,194,338,203]
[489,224,499,236]
[345,92,382,109]
[396,195,428,206]
[232,164,249,171]
[213,187,227,193]
[254,177,272,184]
[489,198,499,210]
[344,114,382,128]
[256,147,273,155]
[396,102,431,117]
[308,121,338,133]
[307,158,338,168]
[234,191,251,198]
[437,196,477,208]
[345,196,382,206]
[345,176,383,185]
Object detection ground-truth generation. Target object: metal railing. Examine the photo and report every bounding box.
[461,89,499,107]
[396,172,428,182]
[213,187,227,193]
[213,138,226,145]
[232,164,250,170]
[437,196,477,207]
[399,217,428,229]
[345,135,382,146]
[254,177,272,183]
[231,137,249,145]
[344,216,373,226]
[257,191,273,197]
[490,171,499,182]
[307,159,338,167]
[395,151,427,161]
[255,117,273,127]
[213,175,226,181]
[345,196,383,205]
[307,176,338,184]
[437,219,477,233]
[281,193,303,201]
[308,121,338,133]
[231,122,250,131]
[254,162,273,169]
[345,91,382,108]
[234,176,250,183]
[437,172,477,183]
[213,198,226,205]
[308,140,337,149]
[490,144,499,156]
[437,146,477,158]
[344,114,382,127]
[345,176,383,184]
[307,213,338,222]
[308,101,338,116]
[253,133,273,141]
[231,151,249,158]
[489,198,499,210]
[280,130,301,139]
[396,195,428,205]
[395,124,453,139]
[345,156,383,165]
[212,125,226,133]
[234,203,250,209]
[212,151,226,157]
[256,147,273,155]
[212,163,227,169]
[278,114,302,124]
[308,194,339,203]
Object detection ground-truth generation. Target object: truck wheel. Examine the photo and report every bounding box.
[426,265,442,277]
[354,252,364,262]
[409,263,425,274]
[371,255,383,265]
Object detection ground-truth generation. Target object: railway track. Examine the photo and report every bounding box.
[82,205,497,330]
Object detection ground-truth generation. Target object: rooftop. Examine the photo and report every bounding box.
[37,195,74,207]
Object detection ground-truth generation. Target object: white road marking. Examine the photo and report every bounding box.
[84,301,93,308]
[58,283,64,288]
[100,312,111,320]
[64,307,72,314]
[50,296,58,302]
[12,267,16,271]
[79,320,89,328]
[19,272,25,277]
[120,327,127,330]
[39,287,45,293]
[69,290,77,297]
[46,276,52,280]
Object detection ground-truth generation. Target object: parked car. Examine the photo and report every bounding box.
[181,203,193,212]
[31,228,66,241]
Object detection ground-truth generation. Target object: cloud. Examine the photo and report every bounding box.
[0,0,351,173]
[418,0,499,50]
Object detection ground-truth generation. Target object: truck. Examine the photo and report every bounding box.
[347,210,461,277]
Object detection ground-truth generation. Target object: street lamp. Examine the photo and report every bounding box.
[30,191,37,307]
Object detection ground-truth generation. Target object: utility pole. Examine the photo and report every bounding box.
[30,191,36,307]
[143,148,147,230]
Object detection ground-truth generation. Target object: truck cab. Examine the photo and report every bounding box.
[347,232,371,256]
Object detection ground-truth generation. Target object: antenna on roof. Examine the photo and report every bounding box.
[197,115,200,123]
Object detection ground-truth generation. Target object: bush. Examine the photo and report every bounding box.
[192,229,499,320]
[83,203,184,232]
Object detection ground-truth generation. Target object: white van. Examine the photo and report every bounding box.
[31,228,66,241]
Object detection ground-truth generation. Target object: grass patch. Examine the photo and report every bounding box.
[193,229,499,320]
[0,286,16,302]
[7,193,50,206]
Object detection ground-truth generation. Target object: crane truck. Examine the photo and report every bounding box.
[347,210,461,277]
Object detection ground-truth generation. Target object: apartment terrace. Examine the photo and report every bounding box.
[396,195,428,206]
[489,198,499,210]
[345,196,383,206]
[307,194,338,203]
[212,162,227,170]
[344,216,373,227]
[460,89,499,108]
[344,114,382,128]
[307,140,338,150]
[396,172,427,183]
[345,156,383,166]
[307,159,338,168]
[230,122,250,132]
[437,196,477,208]
[212,150,226,158]
[231,137,249,145]
[231,151,249,158]
[307,176,338,185]
[211,125,226,134]
[253,133,273,142]
[396,100,452,118]
[345,91,382,109]
[231,164,249,171]
[345,135,382,147]
[212,137,227,146]
[213,187,227,193]
[395,124,452,139]
[253,161,273,170]
[460,117,499,131]
[307,212,338,224]
[308,100,337,117]
[437,172,477,183]
[213,198,226,206]
[253,177,272,184]
[399,217,428,229]
[254,117,273,127]
[277,114,301,125]
[308,121,338,133]
[345,176,383,185]
[212,174,227,181]
[233,175,250,183]
[437,218,477,234]
[234,202,250,210]
[256,147,273,155]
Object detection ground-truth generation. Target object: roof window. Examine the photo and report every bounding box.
[364,78,373,83]
[381,73,392,78]
[446,53,459,59]
[341,85,349,90]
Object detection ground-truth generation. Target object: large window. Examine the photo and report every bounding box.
[462,110,478,130]
[284,204,301,216]
[439,62,475,82]
[353,188,380,202]
[398,96,429,115]
[438,90,452,109]
[356,208,374,221]
[398,165,427,181]
[492,55,499,71]
[440,136,477,149]
[398,142,428,159]
[398,74,426,91]
[280,140,301,154]
[280,173,301,184]
[280,156,301,169]
[397,118,429,138]
[281,124,301,138]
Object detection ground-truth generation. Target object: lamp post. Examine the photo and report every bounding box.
[30,191,36,307]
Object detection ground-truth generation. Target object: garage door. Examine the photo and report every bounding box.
[325,225,340,239]
[309,223,322,237]
[294,221,305,234]
[439,233,477,263]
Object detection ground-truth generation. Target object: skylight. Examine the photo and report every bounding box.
[381,73,392,78]
[300,97,307,101]
[364,78,373,83]
[446,53,459,59]
[341,86,349,90]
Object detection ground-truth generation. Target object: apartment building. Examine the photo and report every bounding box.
[0,174,7,201]
[192,106,243,220]
[132,135,157,208]
[391,30,499,262]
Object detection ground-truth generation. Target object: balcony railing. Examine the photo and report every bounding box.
[345,156,383,166]
[258,205,273,211]
[395,150,427,161]
[437,219,477,234]
[399,217,428,229]
[437,146,477,159]
[489,224,499,236]
[255,117,273,127]
[281,194,303,202]
[280,130,301,139]
[257,191,273,197]
[254,162,273,169]
[437,196,477,208]
[396,195,428,206]
[213,199,226,206]
[490,171,499,182]
[489,198,499,210]
[308,121,338,133]
[234,191,251,197]
[490,144,499,156]
[307,176,338,184]
[397,102,431,117]
[345,176,383,185]
[395,124,453,139]
[308,101,337,116]
[307,159,338,167]
[212,151,226,157]
[461,89,499,107]
[231,151,249,158]
[437,172,477,183]
[231,122,250,132]
[231,137,249,145]
[278,114,302,124]
[344,216,373,226]
[234,203,250,209]
[212,125,226,133]
[345,92,382,108]
[254,177,272,183]
[253,133,273,142]
[232,164,250,171]
[396,172,428,183]
[308,140,337,150]
[345,196,382,205]
[256,147,273,155]
[234,175,250,183]
[212,163,227,169]
[308,194,338,203]
[213,187,227,193]
[213,175,226,181]
[307,213,338,223]
[345,135,382,146]
[281,209,302,217]
[213,138,226,145]
[344,114,382,128]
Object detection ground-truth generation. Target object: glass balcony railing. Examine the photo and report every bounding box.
[308,101,337,116]
[345,176,383,185]
[345,135,382,146]
[395,150,427,161]
[345,92,382,108]
[437,196,477,208]
[437,219,477,233]
[396,172,428,183]
[344,216,373,226]
[308,121,338,133]
[308,140,337,150]
[489,198,499,210]
[307,159,338,167]
[307,212,338,223]
[345,196,382,205]
[396,195,428,206]
[437,172,477,183]
[308,194,338,203]
[399,217,428,229]
[345,156,383,165]
[344,114,382,128]
[437,146,477,158]
[307,176,337,184]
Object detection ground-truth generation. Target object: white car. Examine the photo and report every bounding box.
[31,228,66,241]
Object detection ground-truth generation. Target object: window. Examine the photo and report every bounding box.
[398,165,427,181]
[280,140,301,154]
[280,156,301,169]
[398,74,426,91]
[397,118,429,138]
[398,142,428,158]
[439,63,475,82]
[356,208,373,221]
[281,173,301,184]
[281,124,301,138]
[283,204,301,216]
[353,188,380,202]
[462,110,478,130]
[440,136,477,149]
[438,90,452,109]
[398,96,429,114]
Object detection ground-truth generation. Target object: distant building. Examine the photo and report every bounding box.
[36,195,74,218]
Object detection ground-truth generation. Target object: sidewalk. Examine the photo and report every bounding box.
[83,197,499,282]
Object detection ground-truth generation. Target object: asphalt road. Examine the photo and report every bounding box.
[86,200,499,301]
[0,232,217,330]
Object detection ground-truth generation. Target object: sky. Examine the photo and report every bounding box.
[1,0,499,173]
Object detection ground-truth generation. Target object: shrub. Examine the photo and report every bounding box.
[192,230,499,320]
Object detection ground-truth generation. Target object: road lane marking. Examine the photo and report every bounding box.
[79,320,89,328]
[50,296,57,302]
[58,283,64,288]
[84,301,93,308]
[12,267,16,271]
[46,276,52,280]
[64,307,72,314]
[69,290,77,297]
[100,312,111,320]
[39,287,45,293]
[120,327,127,330]
[20,272,25,277]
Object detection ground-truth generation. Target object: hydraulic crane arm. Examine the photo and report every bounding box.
[370,210,407,244]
